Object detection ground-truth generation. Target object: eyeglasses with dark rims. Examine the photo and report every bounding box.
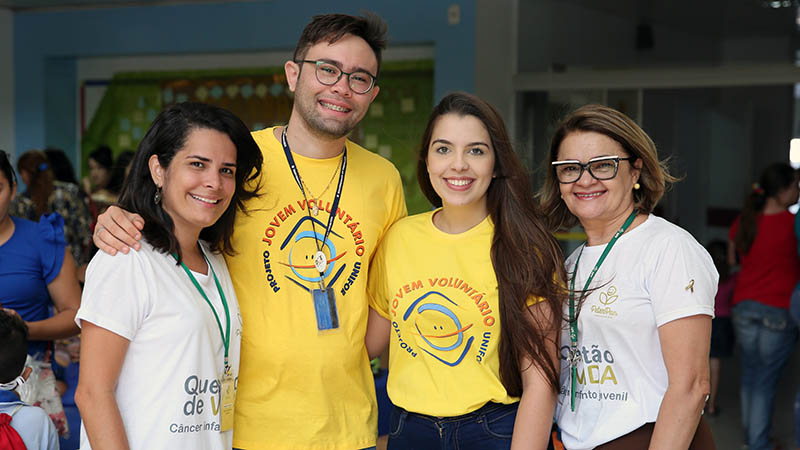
[551,155,637,184]
[296,60,377,94]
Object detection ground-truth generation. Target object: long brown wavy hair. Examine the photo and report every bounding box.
[416,92,567,395]
[17,150,55,217]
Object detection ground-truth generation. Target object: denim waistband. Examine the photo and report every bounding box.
[399,401,518,424]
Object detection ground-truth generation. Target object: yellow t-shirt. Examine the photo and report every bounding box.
[229,127,406,450]
[368,210,521,417]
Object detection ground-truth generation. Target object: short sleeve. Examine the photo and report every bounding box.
[9,196,37,221]
[76,248,153,340]
[646,232,718,326]
[367,238,391,319]
[36,213,67,285]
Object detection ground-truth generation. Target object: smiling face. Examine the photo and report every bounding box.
[556,131,641,227]
[285,33,380,139]
[149,128,237,241]
[425,114,496,217]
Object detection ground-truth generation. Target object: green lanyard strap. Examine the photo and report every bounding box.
[174,250,231,369]
[567,209,638,411]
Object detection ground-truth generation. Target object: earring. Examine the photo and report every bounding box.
[633,183,641,190]
[154,186,162,205]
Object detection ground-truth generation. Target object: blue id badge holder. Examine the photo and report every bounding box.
[312,287,339,330]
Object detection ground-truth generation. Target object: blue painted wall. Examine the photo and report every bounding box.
[13,0,476,161]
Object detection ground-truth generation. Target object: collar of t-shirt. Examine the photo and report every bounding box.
[0,390,20,404]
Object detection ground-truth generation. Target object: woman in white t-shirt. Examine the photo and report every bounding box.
[74,102,263,450]
[539,105,717,450]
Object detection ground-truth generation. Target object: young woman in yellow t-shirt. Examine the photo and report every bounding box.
[366,92,566,450]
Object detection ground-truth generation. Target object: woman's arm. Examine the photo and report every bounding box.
[75,321,131,450]
[511,303,559,450]
[727,239,737,268]
[26,248,81,341]
[365,307,391,360]
[648,314,711,450]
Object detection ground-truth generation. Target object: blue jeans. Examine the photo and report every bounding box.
[733,300,798,450]
[388,402,517,450]
[791,286,800,447]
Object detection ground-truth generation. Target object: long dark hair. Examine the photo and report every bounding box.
[118,102,263,262]
[0,150,15,187]
[734,162,796,254]
[17,150,54,217]
[417,92,566,395]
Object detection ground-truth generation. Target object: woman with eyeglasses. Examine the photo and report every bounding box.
[365,92,566,449]
[539,104,717,449]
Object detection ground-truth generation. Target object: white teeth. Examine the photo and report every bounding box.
[576,192,603,198]
[321,101,349,112]
[191,194,219,204]
[447,179,472,186]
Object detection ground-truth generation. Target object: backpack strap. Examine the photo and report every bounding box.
[8,405,23,417]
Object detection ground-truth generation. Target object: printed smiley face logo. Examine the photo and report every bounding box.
[279,216,347,290]
[598,286,618,306]
[403,291,474,367]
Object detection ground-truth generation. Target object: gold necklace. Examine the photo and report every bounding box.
[301,157,342,216]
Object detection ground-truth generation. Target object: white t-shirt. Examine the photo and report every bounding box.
[76,241,242,450]
[555,215,717,450]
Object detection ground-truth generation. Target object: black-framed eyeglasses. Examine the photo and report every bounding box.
[296,60,377,94]
[551,156,636,184]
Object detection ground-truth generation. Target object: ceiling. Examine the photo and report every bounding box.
[0,0,240,11]
[565,0,798,38]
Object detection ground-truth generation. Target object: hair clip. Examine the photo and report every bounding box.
[752,183,765,195]
[38,162,49,172]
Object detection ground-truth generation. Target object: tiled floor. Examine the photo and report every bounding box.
[707,345,799,450]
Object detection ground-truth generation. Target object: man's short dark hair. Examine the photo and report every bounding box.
[293,13,388,76]
[0,311,29,384]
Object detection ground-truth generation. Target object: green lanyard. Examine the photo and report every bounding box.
[567,209,638,411]
[173,249,231,370]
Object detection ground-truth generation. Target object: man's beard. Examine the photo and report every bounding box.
[293,87,360,140]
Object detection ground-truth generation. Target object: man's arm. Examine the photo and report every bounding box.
[93,206,145,255]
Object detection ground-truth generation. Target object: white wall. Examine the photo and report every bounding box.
[0,8,13,158]
[475,0,516,132]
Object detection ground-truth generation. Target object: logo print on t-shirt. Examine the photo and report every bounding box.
[591,285,619,318]
[403,291,474,367]
[279,215,348,291]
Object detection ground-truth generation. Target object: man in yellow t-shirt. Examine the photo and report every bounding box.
[94,13,406,450]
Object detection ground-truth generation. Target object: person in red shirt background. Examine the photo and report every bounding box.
[728,162,800,450]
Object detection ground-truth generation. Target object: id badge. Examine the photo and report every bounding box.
[311,287,339,330]
[219,371,235,432]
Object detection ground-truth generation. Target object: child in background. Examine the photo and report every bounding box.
[0,309,60,449]
[706,239,737,416]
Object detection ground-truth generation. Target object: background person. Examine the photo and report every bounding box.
[0,309,60,450]
[540,104,717,449]
[365,92,565,449]
[81,145,118,212]
[704,239,736,418]
[11,150,93,271]
[0,149,82,438]
[729,162,800,450]
[75,102,262,450]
